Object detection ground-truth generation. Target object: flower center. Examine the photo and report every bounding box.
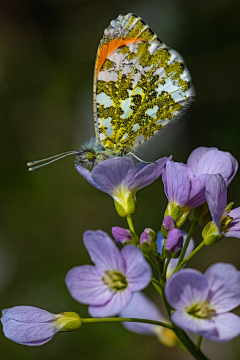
[102,270,128,291]
[186,301,215,319]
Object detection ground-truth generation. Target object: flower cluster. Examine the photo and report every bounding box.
[2,146,240,359]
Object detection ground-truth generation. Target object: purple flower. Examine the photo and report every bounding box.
[1,307,82,346]
[204,174,240,242]
[66,230,152,317]
[165,263,240,342]
[157,230,194,279]
[112,227,133,245]
[187,147,238,187]
[164,228,183,258]
[120,292,177,347]
[76,156,168,217]
[162,148,238,226]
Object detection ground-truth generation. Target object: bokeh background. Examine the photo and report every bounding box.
[0,0,240,359]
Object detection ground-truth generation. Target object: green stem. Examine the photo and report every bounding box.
[162,257,171,280]
[126,215,135,233]
[196,336,203,350]
[81,316,172,329]
[174,241,205,273]
[172,326,209,360]
[177,220,198,266]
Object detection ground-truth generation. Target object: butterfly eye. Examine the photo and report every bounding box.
[85,151,96,160]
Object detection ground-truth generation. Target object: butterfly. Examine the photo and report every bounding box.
[27,13,194,171]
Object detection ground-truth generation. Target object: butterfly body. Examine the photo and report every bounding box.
[28,13,194,172]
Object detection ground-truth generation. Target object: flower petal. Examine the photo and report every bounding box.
[202,313,240,342]
[120,292,163,335]
[89,288,132,317]
[1,314,57,346]
[205,174,227,230]
[121,245,152,292]
[83,230,125,273]
[226,207,240,238]
[204,263,240,313]
[165,269,209,309]
[171,309,215,334]
[187,147,217,175]
[195,150,237,186]
[75,165,101,189]
[91,157,137,195]
[2,306,56,323]
[188,174,209,209]
[128,157,168,191]
[162,161,190,206]
[65,265,113,306]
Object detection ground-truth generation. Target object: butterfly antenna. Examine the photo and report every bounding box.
[27,151,78,171]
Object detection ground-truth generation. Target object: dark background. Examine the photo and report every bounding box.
[0,0,240,359]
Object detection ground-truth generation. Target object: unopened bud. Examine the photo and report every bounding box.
[161,215,176,238]
[163,228,183,258]
[164,202,190,228]
[112,227,138,245]
[140,228,157,254]
[202,221,222,246]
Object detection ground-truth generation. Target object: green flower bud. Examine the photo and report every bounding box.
[202,221,223,246]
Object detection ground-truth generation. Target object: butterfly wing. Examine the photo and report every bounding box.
[93,13,194,152]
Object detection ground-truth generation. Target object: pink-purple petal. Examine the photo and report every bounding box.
[83,230,125,273]
[2,315,57,346]
[196,150,236,186]
[204,263,240,313]
[128,157,168,191]
[163,161,190,206]
[75,165,100,189]
[91,157,137,195]
[203,313,240,342]
[121,245,152,292]
[65,265,113,306]
[226,207,240,238]
[187,147,217,175]
[88,288,132,317]
[171,309,215,334]
[188,174,209,209]
[165,269,209,309]
[120,292,163,335]
[2,306,56,323]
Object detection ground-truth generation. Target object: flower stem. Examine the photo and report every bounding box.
[126,214,135,233]
[172,326,209,360]
[81,316,173,329]
[196,336,203,350]
[177,219,198,266]
[174,240,205,273]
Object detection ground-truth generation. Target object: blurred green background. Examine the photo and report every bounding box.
[0,0,240,359]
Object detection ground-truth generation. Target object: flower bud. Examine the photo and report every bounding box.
[202,221,222,246]
[140,228,157,254]
[112,227,138,245]
[163,228,183,258]
[161,215,176,238]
